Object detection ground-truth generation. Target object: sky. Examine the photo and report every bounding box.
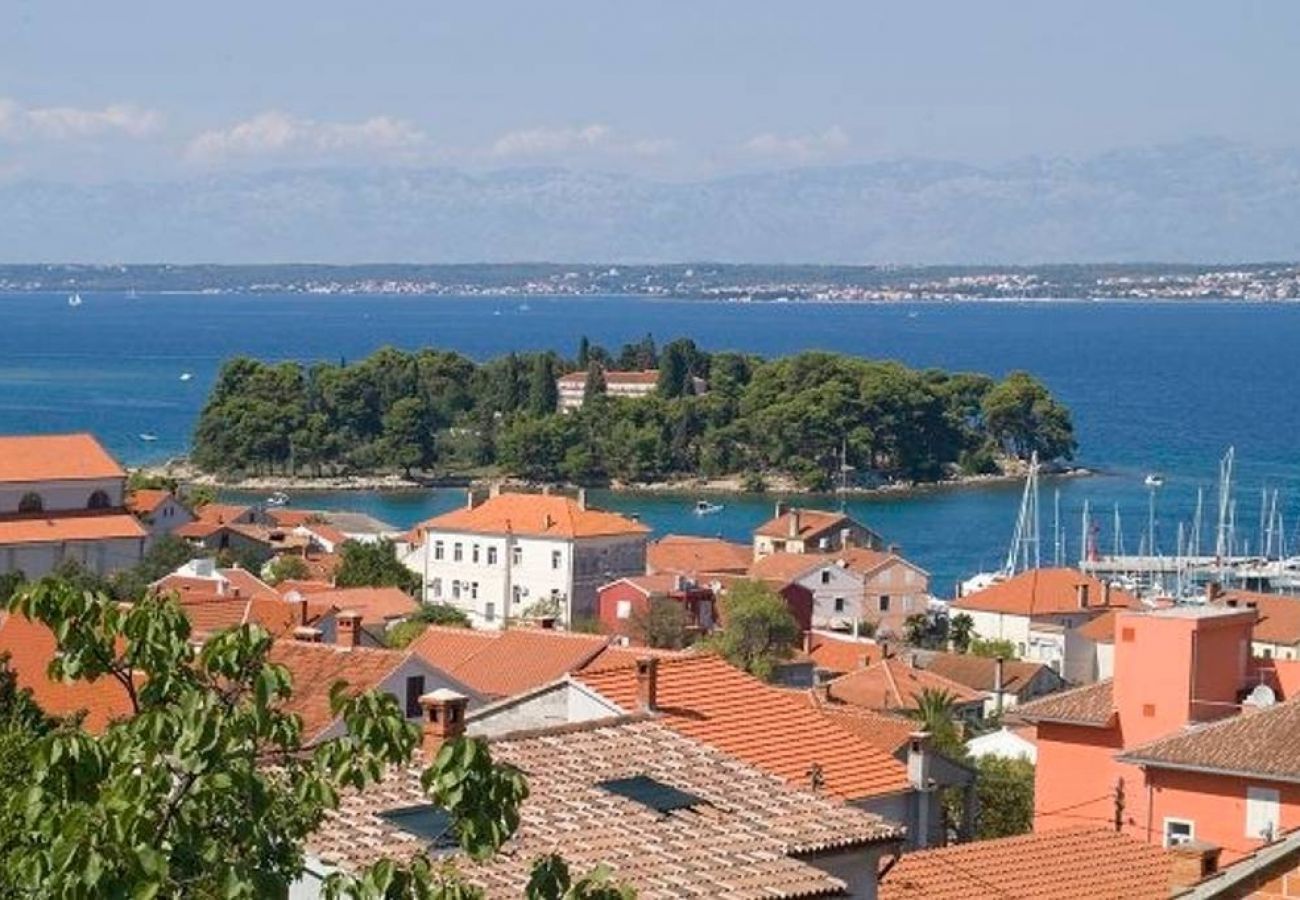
[1,1,1298,183]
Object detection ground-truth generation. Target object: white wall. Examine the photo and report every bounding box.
[0,477,125,515]
[964,609,1032,656]
[800,564,866,628]
[0,536,144,579]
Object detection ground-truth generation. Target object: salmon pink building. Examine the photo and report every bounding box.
[1022,604,1300,861]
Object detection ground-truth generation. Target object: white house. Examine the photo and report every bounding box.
[556,369,706,412]
[965,725,1037,763]
[752,503,884,558]
[125,488,195,542]
[403,489,649,629]
[0,433,147,579]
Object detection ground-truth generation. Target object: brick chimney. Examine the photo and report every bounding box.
[1167,841,1221,892]
[336,610,362,648]
[635,657,659,712]
[292,625,322,643]
[297,596,311,626]
[788,509,801,539]
[1206,581,1223,602]
[418,689,469,757]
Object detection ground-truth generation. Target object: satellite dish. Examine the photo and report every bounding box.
[1246,683,1277,709]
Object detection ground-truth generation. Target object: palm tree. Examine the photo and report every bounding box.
[908,687,964,758]
[949,613,975,653]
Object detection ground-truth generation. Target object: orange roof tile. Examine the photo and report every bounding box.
[601,573,695,596]
[575,655,911,801]
[302,523,349,546]
[193,503,253,525]
[805,631,883,674]
[277,579,336,595]
[754,507,852,540]
[154,567,278,602]
[646,534,753,576]
[299,586,417,625]
[0,615,134,733]
[880,826,1175,899]
[826,657,985,713]
[265,508,316,528]
[409,626,612,699]
[419,493,649,539]
[1219,591,1300,647]
[1119,696,1300,781]
[0,433,125,483]
[748,551,842,583]
[951,568,1138,616]
[125,488,172,515]
[839,547,928,577]
[1076,609,1119,643]
[806,693,918,754]
[921,652,1058,695]
[0,512,146,545]
[1017,680,1115,727]
[177,594,306,639]
[268,642,412,742]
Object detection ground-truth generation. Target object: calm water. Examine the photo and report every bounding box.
[4,291,1299,593]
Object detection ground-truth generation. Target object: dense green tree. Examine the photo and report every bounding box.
[982,371,1076,461]
[265,555,312,586]
[576,336,591,369]
[582,362,607,405]
[949,613,975,653]
[527,353,561,416]
[969,637,1018,659]
[334,540,421,594]
[975,755,1035,839]
[383,396,438,476]
[630,596,690,650]
[616,334,657,370]
[704,580,800,681]
[386,603,473,649]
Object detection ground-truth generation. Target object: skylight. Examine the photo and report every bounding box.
[377,804,458,852]
[598,775,705,814]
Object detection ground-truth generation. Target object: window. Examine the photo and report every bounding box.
[616,600,632,620]
[551,550,562,570]
[484,602,496,622]
[433,541,444,561]
[430,578,442,599]
[512,585,522,605]
[599,775,704,813]
[511,546,522,566]
[17,492,43,514]
[404,675,426,717]
[472,544,480,564]
[87,490,111,509]
[377,805,457,853]
[880,595,891,612]
[1164,818,1194,847]
[821,570,831,585]
[451,580,461,600]
[487,546,498,565]
[1247,786,1281,841]
[453,543,463,562]
[470,582,479,600]
[833,597,845,613]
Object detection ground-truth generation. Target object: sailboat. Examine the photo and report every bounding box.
[67,293,83,307]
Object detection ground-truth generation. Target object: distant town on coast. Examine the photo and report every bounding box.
[3,261,1300,302]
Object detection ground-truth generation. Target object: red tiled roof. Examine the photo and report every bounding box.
[0,615,134,733]
[154,567,278,602]
[748,551,844,584]
[125,488,171,515]
[755,508,851,540]
[177,595,307,639]
[192,503,252,525]
[302,523,349,546]
[266,508,315,528]
[299,586,417,625]
[409,626,611,699]
[0,433,125,483]
[826,657,984,713]
[951,568,1138,617]
[601,573,692,596]
[922,652,1057,695]
[880,826,1175,899]
[1017,680,1115,727]
[419,493,649,539]
[805,631,883,674]
[646,534,753,576]
[1219,591,1300,647]
[269,642,412,742]
[0,512,146,545]
[575,655,911,801]
[1076,609,1119,643]
[1119,696,1300,781]
[806,693,918,754]
[277,579,336,595]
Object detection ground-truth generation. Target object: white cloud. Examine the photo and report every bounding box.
[489,123,675,161]
[743,125,850,161]
[0,98,162,141]
[185,111,427,164]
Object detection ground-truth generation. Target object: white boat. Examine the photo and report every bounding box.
[693,499,723,516]
[266,491,290,507]
[518,303,531,312]
[67,293,83,307]
[1144,474,1165,488]
[138,433,158,442]
[179,372,193,382]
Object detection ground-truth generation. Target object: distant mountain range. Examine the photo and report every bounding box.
[3,139,1300,264]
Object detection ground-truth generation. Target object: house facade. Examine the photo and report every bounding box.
[596,574,715,643]
[404,490,649,629]
[752,502,884,558]
[0,433,147,579]
[749,552,866,630]
[555,368,705,411]
[125,489,195,542]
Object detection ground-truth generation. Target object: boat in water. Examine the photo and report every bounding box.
[179,372,193,382]
[266,491,290,507]
[693,499,724,516]
[67,293,83,308]
[138,433,158,442]
[1144,473,1165,488]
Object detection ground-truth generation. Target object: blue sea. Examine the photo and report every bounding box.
[3,291,1299,594]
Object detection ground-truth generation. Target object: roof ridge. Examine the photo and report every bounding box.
[1122,693,1300,757]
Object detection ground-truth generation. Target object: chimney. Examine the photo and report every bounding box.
[887,543,900,555]
[336,610,362,648]
[635,657,659,712]
[879,638,891,660]
[465,488,478,510]
[840,527,853,550]
[543,513,554,530]
[788,509,801,539]
[802,630,814,653]
[1075,583,1090,609]
[907,731,935,846]
[1206,581,1223,602]
[292,625,322,643]
[1102,581,1112,608]
[418,689,469,757]
[814,681,831,703]
[994,656,1006,716]
[298,596,310,626]
[537,616,556,630]
[774,500,788,519]
[1167,841,1221,892]
[489,481,502,498]
[577,487,587,510]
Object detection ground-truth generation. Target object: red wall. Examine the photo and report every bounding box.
[597,582,651,639]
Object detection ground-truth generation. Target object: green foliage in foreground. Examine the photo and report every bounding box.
[703,580,800,681]
[0,578,630,899]
[334,539,421,595]
[191,338,1074,487]
[974,755,1035,839]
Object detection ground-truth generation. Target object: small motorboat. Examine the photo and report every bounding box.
[1144,474,1165,488]
[266,491,290,507]
[179,372,193,382]
[138,433,158,442]
[693,499,724,516]
[68,292,83,307]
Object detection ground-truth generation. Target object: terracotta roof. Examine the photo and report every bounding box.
[951,568,1139,617]
[748,551,847,584]
[192,503,253,525]
[298,586,417,625]
[806,693,918,754]
[1076,609,1119,643]
[0,615,135,733]
[825,657,984,713]
[1220,591,1300,647]
[601,573,694,596]
[805,631,884,674]
[125,488,172,515]
[0,512,146,545]
[0,433,125,483]
[309,718,901,898]
[922,652,1056,695]
[880,826,1175,899]
[646,534,752,576]
[409,626,611,699]
[177,595,306,639]
[1017,680,1115,727]
[276,579,337,595]
[269,642,413,742]
[575,655,911,800]
[557,369,660,386]
[1120,696,1300,781]
[418,493,649,540]
[301,523,349,546]
[754,508,851,540]
[154,567,279,602]
[266,508,316,528]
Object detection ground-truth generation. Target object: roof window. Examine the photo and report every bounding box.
[598,775,705,814]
